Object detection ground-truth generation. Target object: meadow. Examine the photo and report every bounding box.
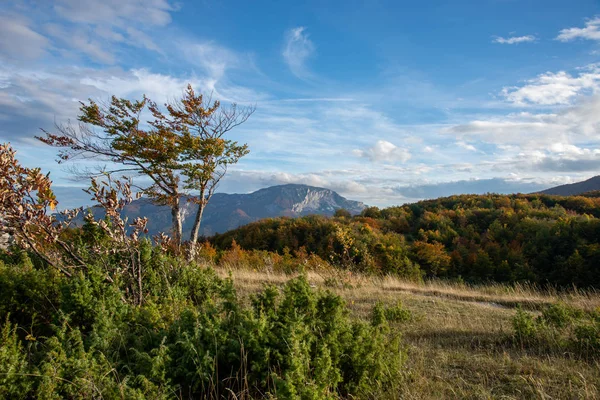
[223,267,600,399]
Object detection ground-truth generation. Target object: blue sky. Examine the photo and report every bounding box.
[1,0,600,208]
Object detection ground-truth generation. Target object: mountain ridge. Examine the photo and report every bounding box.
[538,176,600,196]
[80,183,366,238]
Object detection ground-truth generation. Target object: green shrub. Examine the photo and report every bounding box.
[512,307,536,343]
[538,302,580,328]
[0,250,405,399]
[574,310,600,354]
[383,301,413,323]
[511,304,600,358]
[0,319,33,399]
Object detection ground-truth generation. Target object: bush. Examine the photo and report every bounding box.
[574,309,600,354]
[0,251,405,399]
[383,301,413,323]
[538,302,581,328]
[512,307,536,344]
[0,319,33,398]
[511,304,600,358]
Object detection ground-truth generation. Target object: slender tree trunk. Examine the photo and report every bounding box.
[171,200,183,245]
[188,189,206,260]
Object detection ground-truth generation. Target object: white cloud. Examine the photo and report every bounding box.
[493,35,536,44]
[501,64,600,105]
[1,0,178,64]
[53,0,174,27]
[353,140,411,163]
[557,16,600,42]
[79,68,204,103]
[447,94,600,151]
[282,27,315,79]
[457,141,477,152]
[0,15,50,61]
[45,23,116,64]
[0,65,224,142]
[125,27,161,52]
[520,146,600,172]
[181,41,240,80]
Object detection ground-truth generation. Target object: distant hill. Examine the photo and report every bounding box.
[78,184,366,238]
[539,176,600,196]
[211,192,600,287]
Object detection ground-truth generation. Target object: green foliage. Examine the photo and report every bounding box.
[382,301,413,323]
[334,208,352,218]
[0,250,405,399]
[538,302,582,328]
[511,304,600,358]
[0,319,33,398]
[212,216,421,279]
[242,275,403,398]
[574,314,600,354]
[512,307,537,344]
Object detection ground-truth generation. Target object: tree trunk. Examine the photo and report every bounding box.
[171,200,182,245]
[188,189,206,260]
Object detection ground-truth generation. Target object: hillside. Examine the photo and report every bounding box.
[226,269,600,399]
[539,175,600,196]
[78,184,366,237]
[211,192,600,287]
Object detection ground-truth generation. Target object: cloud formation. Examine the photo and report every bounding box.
[353,140,411,163]
[456,141,477,152]
[501,64,600,105]
[394,178,549,200]
[493,35,536,44]
[0,15,49,61]
[447,95,600,148]
[282,27,315,79]
[557,16,600,42]
[1,0,177,64]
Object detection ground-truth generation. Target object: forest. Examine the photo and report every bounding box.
[211,192,600,287]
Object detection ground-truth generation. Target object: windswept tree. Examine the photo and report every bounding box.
[38,85,254,252]
[167,86,251,257]
[38,96,184,242]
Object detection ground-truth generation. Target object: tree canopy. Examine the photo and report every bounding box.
[38,84,254,251]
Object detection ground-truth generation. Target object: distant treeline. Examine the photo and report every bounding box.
[211,193,600,287]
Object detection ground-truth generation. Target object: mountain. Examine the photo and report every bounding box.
[80,184,366,238]
[539,176,600,196]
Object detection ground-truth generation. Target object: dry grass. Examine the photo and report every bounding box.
[215,266,600,399]
[216,267,600,311]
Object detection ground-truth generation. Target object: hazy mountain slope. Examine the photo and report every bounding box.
[80,184,366,237]
[539,176,600,196]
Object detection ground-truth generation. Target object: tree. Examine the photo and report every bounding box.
[413,240,451,276]
[164,86,253,258]
[37,85,254,252]
[0,143,82,275]
[37,95,184,243]
[360,206,381,219]
[334,208,352,219]
[1,142,159,304]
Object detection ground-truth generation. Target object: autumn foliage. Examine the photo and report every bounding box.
[37,84,253,257]
[0,143,82,275]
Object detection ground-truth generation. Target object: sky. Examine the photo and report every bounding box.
[1,0,600,209]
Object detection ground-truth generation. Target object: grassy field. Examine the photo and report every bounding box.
[218,268,600,399]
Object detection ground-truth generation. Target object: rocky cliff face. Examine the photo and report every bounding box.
[77,184,366,238]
